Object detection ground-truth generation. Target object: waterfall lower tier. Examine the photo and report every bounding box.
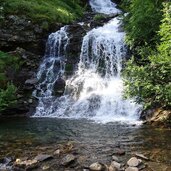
[33,0,141,123]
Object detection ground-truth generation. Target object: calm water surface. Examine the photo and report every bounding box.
[0,118,170,165]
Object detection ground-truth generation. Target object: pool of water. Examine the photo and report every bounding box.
[0,118,170,165]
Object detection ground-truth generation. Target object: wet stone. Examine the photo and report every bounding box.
[125,167,139,171]
[34,154,53,162]
[54,149,60,155]
[110,161,121,170]
[127,157,140,167]
[14,159,38,169]
[42,165,50,170]
[135,153,149,161]
[61,154,76,166]
[89,162,104,171]
[113,149,126,156]
[112,155,119,162]
[138,163,146,170]
[83,169,89,171]
[25,78,38,85]
[108,165,117,171]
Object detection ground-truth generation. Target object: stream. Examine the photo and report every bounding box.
[0,118,171,166]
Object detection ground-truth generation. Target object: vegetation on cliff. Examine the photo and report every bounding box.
[123,1,171,111]
[0,0,84,25]
[0,51,19,111]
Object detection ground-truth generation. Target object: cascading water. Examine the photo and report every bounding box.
[34,0,141,123]
[89,0,120,14]
[33,26,69,116]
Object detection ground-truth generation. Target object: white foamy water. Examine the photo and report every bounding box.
[33,0,141,123]
[33,26,69,116]
[89,0,120,14]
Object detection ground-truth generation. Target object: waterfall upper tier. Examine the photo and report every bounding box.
[89,0,120,14]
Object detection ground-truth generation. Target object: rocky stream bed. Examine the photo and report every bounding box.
[0,118,171,171]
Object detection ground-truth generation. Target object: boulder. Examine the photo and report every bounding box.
[53,77,66,96]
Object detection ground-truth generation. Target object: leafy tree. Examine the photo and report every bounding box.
[123,2,171,109]
[123,0,163,48]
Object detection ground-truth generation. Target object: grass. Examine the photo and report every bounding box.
[93,14,106,21]
[0,0,84,24]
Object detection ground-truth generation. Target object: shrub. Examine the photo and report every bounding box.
[0,83,17,111]
[93,14,106,21]
[0,51,19,111]
[123,2,171,109]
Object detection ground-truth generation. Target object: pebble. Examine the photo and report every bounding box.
[127,157,140,167]
[54,149,60,155]
[15,159,38,166]
[110,161,121,170]
[42,165,50,170]
[108,165,117,171]
[89,162,103,171]
[125,167,139,171]
[113,149,126,156]
[112,155,119,162]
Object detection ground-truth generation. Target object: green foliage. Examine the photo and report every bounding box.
[123,0,163,48]
[0,51,20,70]
[93,14,106,21]
[0,51,20,82]
[158,3,171,58]
[0,83,17,111]
[123,2,171,109]
[0,51,19,111]
[0,0,84,24]
[123,57,171,109]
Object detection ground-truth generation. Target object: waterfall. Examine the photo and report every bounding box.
[33,26,69,116]
[33,0,141,123]
[89,0,120,14]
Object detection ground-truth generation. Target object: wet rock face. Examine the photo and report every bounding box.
[65,24,86,75]
[0,15,38,53]
[141,108,171,127]
[0,15,61,55]
[53,77,66,96]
